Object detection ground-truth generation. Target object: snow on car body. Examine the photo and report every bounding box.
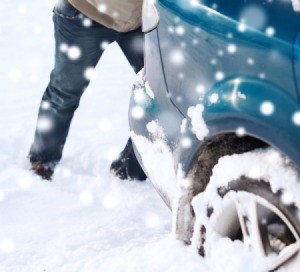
[129,0,300,270]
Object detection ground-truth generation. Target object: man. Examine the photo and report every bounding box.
[28,0,146,181]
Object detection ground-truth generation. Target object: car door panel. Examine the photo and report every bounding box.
[157,0,300,115]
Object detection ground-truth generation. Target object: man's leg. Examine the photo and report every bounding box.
[110,28,147,181]
[29,1,118,179]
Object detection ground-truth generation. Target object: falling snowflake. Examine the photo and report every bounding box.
[215,71,225,81]
[59,43,68,53]
[84,67,97,80]
[18,173,33,189]
[82,18,92,28]
[98,4,107,13]
[227,44,237,54]
[106,147,119,162]
[33,24,43,34]
[144,213,161,229]
[238,22,247,32]
[9,68,22,81]
[281,190,294,206]
[209,93,219,104]
[18,4,27,14]
[260,101,275,116]
[266,27,275,37]
[102,195,118,209]
[67,46,81,60]
[98,118,112,133]
[181,137,192,148]
[79,191,94,205]
[131,106,145,119]
[292,111,300,126]
[100,41,110,50]
[41,101,51,110]
[236,127,246,137]
[175,25,185,36]
[247,58,255,65]
[259,73,266,79]
[196,84,205,94]
[169,49,185,66]
[0,191,5,202]
[0,239,14,253]
[37,117,53,132]
[211,59,217,65]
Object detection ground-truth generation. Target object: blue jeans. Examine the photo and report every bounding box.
[29,0,144,164]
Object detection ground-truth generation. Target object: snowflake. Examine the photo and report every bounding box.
[175,25,185,36]
[181,137,192,148]
[247,58,255,65]
[106,147,119,162]
[131,106,145,119]
[84,67,97,80]
[196,84,205,94]
[82,18,92,28]
[98,118,112,133]
[260,101,275,116]
[9,68,22,81]
[67,46,81,60]
[37,117,53,132]
[292,111,300,126]
[266,27,275,37]
[169,49,185,66]
[1,239,14,253]
[79,191,94,205]
[227,44,237,54]
[281,190,294,206]
[98,4,107,13]
[100,41,110,50]
[59,43,68,53]
[0,191,5,202]
[41,101,51,110]
[215,71,225,81]
[236,127,246,137]
[102,195,118,209]
[209,93,219,104]
[144,213,161,229]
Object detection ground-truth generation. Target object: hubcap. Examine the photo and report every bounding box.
[212,192,300,271]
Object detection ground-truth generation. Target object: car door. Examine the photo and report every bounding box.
[156,0,300,115]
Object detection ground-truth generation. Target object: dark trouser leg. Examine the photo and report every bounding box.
[117,28,144,73]
[110,28,147,181]
[29,8,118,165]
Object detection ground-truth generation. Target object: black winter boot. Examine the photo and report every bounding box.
[110,138,147,181]
[30,162,55,181]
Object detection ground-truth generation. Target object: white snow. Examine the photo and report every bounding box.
[0,1,205,271]
[131,121,179,208]
[2,1,299,271]
[260,101,275,116]
[188,104,209,141]
[192,148,300,271]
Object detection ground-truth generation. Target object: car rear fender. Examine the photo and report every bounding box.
[177,76,300,176]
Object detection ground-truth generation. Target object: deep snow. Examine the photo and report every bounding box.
[0,0,205,271]
[2,1,299,271]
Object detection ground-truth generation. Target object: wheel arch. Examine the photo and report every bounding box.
[180,76,300,178]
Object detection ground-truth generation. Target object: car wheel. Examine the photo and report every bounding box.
[194,148,300,271]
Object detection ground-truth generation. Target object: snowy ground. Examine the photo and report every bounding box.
[0,0,206,271]
[3,1,298,271]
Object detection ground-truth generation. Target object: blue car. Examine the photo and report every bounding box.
[129,0,300,270]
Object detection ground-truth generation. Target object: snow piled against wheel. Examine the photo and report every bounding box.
[192,147,300,271]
